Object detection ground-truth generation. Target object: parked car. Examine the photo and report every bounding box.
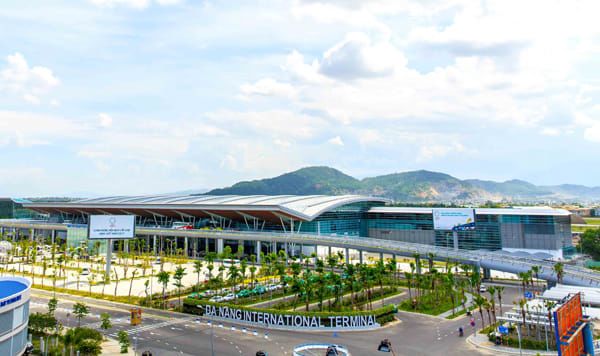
[252,285,266,295]
[209,296,224,303]
[153,257,162,265]
[80,267,90,275]
[222,293,236,301]
[237,289,251,298]
[479,284,487,293]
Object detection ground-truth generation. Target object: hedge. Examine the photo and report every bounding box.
[183,298,397,327]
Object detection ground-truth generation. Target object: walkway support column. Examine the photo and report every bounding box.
[359,250,363,264]
[483,267,491,280]
[379,252,384,261]
[105,239,113,278]
[51,230,56,245]
[184,237,189,257]
[217,239,224,255]
[328,246,332,257]
[415,256,422,275]
[30,228,34,242]
[256,241,261,263]
[345,248,350,265]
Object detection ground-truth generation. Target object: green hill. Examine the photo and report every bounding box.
[205,166,600,202]
[206,166,361,196]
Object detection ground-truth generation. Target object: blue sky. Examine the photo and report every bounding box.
[1,0,600,196]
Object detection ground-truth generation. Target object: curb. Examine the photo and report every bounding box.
[466,334,557,355]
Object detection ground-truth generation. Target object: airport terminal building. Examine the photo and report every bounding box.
[4,195,574,258]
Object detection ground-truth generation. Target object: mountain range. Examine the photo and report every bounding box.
[205,166,600,203]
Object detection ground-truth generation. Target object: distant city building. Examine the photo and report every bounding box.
[0,277,31,356]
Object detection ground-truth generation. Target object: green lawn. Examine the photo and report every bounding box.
[583,217,600,225]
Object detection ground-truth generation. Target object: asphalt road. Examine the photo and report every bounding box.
[29,283,526,356]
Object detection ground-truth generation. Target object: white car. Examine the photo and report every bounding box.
[153,257,162,265]
[80,268,90,276]
[479,285,487,293]
[222,293,236,301]
[209,296,224,303]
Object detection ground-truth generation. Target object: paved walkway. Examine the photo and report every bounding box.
[467,333,557,355]
[438,292,474,318]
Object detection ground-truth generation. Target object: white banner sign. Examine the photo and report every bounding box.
[204,305,379,329]
[88,215,135,239]
[432,208,475,231]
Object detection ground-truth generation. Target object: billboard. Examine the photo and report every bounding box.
[432,208,475,231]
[88,215,135,239]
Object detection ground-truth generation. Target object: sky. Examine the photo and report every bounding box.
[1,0,600,197]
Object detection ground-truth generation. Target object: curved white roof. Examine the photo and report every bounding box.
[25,194,390,221]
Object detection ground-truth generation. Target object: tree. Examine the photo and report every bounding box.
[473,294,486,330]
[580,228,600,260]
[553,262,564,284]
[28,312,58,335]
[47,297,58,316]
[128,269,138,301]
[72,302,90,327]
[100,313,112,334]
[488,286,497,324]
[64,327,103,356]
[157,270,170,309]
[530,265,541,290]
[193,260,204,291]
[496,285,505,317]
[118,330,130,354]
[173,266,187,310]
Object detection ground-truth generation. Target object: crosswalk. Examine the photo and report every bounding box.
[107,317,196,337]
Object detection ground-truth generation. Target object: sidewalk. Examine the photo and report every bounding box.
[101,337,136,356]
[467,332,557,355]
[437,292,474,318]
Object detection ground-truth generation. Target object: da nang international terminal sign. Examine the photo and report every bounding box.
[203,305,379,330]
[88,215,135,239]
[433,208,475,231]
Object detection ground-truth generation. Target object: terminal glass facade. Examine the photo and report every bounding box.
[365,211,571,251]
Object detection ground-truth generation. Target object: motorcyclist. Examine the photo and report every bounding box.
[458,327,464,337]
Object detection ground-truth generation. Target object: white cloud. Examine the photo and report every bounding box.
[98,113,113,128]
[540,127,561,136]
[328,136,344,146]
[584,125,600,143]
[0,53,59,104]
[274,138,292,148]
[240,78,297,99]
[320,32,406,79]
[417,142,466,162]
[89,0,181,8]
[0,111,85,147]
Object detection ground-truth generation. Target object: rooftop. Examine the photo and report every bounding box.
[368,206,571,216]
[24,194,390,221]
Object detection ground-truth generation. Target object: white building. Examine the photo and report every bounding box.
[0,277,31,356]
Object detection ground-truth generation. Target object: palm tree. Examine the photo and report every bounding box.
[483,299,493,327]
[239,259,248,289]
[496,285,505,317]
[193,260,204,291]
[553,262,564,284]
[228,264,240,294]
[517,298,528,335]
[128,269,138,301]
[473,294,486,330]
[344,263,357,309]
[405,271,413,303]
[488,286,497,324]
[375,260,387,306]
[173,266,186,311]
[530,265,541,290]
[157,270,170,309]
[544,299,556,342]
